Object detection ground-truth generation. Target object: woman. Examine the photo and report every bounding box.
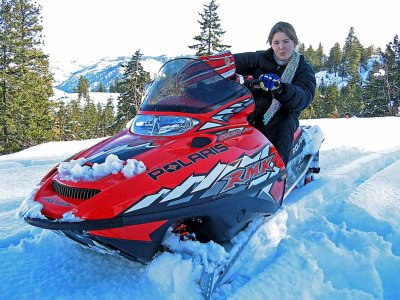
[233,21,316,165]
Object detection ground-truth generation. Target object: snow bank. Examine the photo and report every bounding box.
[2,117,400,299]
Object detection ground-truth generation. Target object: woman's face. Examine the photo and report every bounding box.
[271,31,295,60]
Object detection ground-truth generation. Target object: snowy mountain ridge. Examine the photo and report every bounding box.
[52,55,169,93]
[52,54,380,95]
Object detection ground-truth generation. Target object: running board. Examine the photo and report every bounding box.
[283,154,315,199]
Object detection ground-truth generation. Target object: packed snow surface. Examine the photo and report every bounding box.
[1,117,400,299]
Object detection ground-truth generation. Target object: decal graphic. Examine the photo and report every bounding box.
[126,145,281,214]
[199,122,224,131]
[43,197,71,207]
[216,127,251,142]
[147,144,228,180]
[211,98,252,122]
[86,143,156,164]
[292,135,304,156]
[220,154,274,193]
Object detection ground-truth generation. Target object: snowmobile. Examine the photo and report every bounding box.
[21,51,323,297]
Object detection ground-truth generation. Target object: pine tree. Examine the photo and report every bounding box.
[0,0,53,153]
[360,45,375,68]
[305,45,317,70]
[114,50,150,131]
[315,43,326,72]
[95,102,103,136]
[339,83,364,117]
[189,0,230,56]
[324,84,340,117]
[81,98,98,139]
[95,82,106,92]
[53,101,68,140]
[65,100,82,140]
[381,36,400,113]
[297,43,306,55]
[361,61,389,117]
[327,42,342,76]
[74,75,90,100]
[101,97,116,136]
[342,27,363,83]
[109,77,124,93]
[300,86,319,119]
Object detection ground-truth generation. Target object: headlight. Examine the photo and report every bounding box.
[131,115,200,136]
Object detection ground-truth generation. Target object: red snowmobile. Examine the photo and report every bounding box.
[22,52,323,269]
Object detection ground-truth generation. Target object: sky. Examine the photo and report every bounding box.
[36,0,400,63]
[1,117,400,299]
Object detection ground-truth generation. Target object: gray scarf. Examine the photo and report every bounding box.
[263,51,301,125]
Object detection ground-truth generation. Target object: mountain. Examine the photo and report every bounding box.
[52,55,169,93]
[52,54,380,94]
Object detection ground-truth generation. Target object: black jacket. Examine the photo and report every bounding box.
[233,48,316,119]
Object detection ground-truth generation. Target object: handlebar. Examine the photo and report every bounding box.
[240,76,281,126]
[243,78,280,90]
[243,78,261,89]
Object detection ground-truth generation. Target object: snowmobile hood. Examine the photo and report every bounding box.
[76,130,165,165]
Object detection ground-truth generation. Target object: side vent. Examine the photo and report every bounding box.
[52,181,100,200]
[191,137,212,148]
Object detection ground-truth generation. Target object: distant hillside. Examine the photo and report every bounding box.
[52,55,169,93]
[314,55,380,88]
[51,54,380,95]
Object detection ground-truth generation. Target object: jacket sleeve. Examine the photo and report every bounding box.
[233,52,258,75]
[275,63,316,112]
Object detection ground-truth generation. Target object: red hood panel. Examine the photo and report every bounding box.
[79,131,166,164]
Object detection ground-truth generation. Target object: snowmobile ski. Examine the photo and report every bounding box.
[199,216,267,299]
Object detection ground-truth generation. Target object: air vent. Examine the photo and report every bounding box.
[52,181,100,200]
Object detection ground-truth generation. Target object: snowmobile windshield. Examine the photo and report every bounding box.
[140,58,251,113]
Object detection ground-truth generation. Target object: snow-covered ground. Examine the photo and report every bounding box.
[1,117,400,299]
[50,88,120,108]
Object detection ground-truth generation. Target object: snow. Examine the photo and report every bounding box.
[50,56,165,94]
[50,88,120,108]
[315,56,381,88]
[1,117,400,299]
[50,59,94,85]
[58,154,146,182]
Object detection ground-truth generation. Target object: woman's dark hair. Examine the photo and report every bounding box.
[268,21,298,46]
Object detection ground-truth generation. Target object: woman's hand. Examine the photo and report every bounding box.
[259,74,281,93]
